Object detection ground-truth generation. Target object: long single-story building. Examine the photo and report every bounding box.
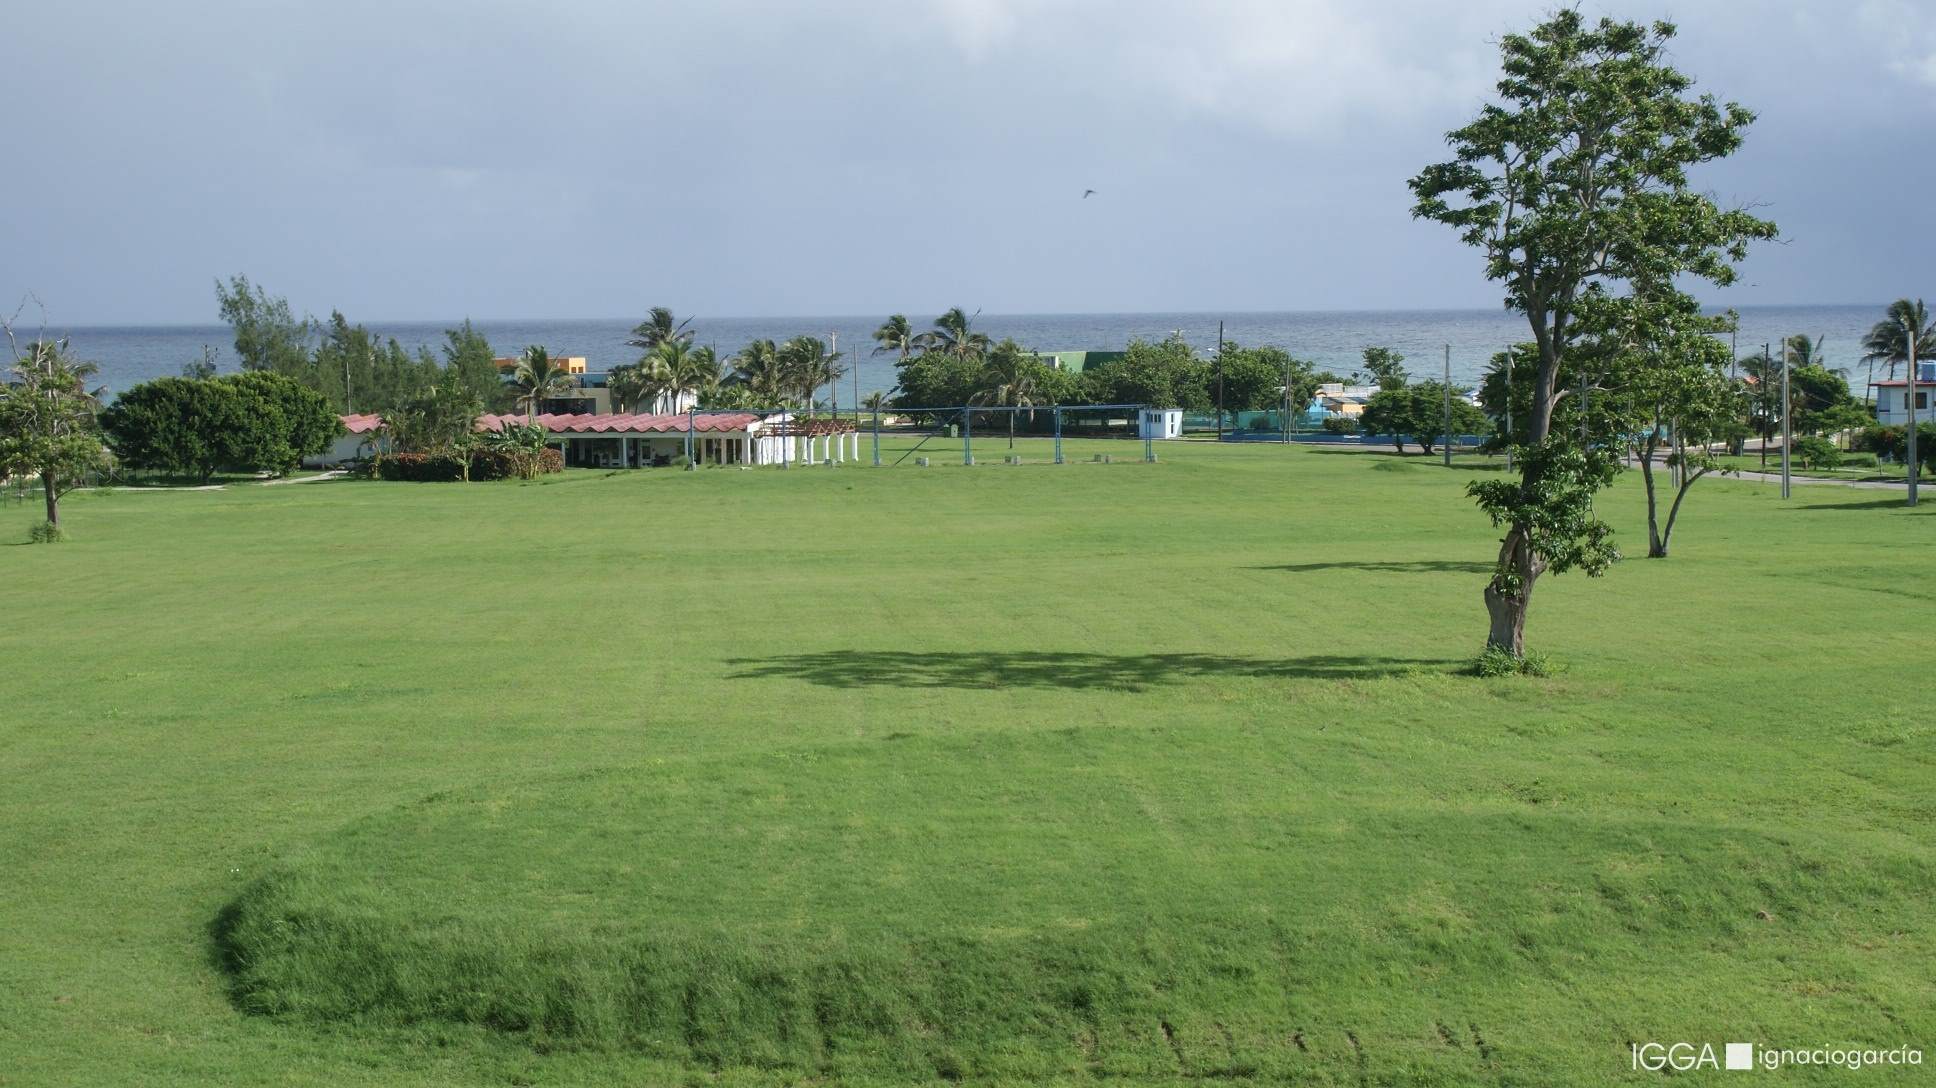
[306,412,867,468]
[477,412,863,467]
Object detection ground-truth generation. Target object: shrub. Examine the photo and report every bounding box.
[376,452,469,482]
[1322,416,1359,435]
[1791,435,1841,470]
[27,520,65,544]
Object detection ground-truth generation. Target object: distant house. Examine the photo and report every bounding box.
[1870,368,1936,428]
[304,413,386,467]
[1315,382,1379,420]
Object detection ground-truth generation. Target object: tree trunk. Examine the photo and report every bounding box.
[41,471,59,527]
[1640,447,1665,557]
[1484,525,1542,656]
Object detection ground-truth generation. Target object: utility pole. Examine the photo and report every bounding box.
[828,331,838,416]
[1909,324,1921,508]
[1215,320,1225,442]
[1442,344,1453,467]
[1282,355,1292,444]
[1780,338,1791,499]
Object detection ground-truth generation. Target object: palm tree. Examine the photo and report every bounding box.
[780,336,841,409]
[732,339,789,407]
[1862,300,1936,395]
[641,340,712,413]
[690,345,725,405]
[606,363,653,413]
[971,342,1040,447]
[626,307,694,353]
[918,307,991,361]
[508,346,575,421]
[1784,334,1828,370]
[860,390,889,415]
[872,315,916,363]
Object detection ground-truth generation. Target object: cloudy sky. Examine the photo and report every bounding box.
[4,0,1933,325]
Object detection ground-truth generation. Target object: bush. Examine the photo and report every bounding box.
[1850,422,1936,473]
[27,520,65,544]
[376,452,469,482]
[467,446,564,481]
[1321,416,1360,435]
[1791,435,1841,470]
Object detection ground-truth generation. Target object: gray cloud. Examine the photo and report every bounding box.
[3,0,1931,324]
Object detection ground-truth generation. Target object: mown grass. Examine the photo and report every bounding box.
[2,437,1932,1086]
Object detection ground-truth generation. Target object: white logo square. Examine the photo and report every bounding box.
[1725,1042,1754,1070]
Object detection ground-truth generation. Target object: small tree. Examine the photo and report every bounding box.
[1410,11,1775,656]
[0,331,111,538]
[1606,292,1739,558]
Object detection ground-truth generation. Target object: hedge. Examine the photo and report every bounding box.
[375,448,564,482]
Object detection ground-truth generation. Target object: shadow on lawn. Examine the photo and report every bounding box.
[1250,560,1492,574]
[1790,496,1927,511]
[727,650,1456,690]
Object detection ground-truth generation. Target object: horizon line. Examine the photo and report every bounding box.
[32,299,1891,332]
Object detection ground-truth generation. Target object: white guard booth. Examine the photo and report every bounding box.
[1138,408,1183,440]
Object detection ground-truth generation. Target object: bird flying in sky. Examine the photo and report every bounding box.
[1082,189,1096,199]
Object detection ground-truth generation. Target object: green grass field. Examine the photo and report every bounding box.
[3,439,1930,1086]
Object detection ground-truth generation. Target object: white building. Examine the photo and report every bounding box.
[304,413,387,467]
[1138,408,1183,439]
[1871,377,1936,428]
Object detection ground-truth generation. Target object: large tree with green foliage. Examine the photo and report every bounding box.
[1080,335,1209,411]
[101,377,244,482]
[218,372,341,475]
[0,335,111,537]
[1409,11,1775,656]
[1360,381,1489,454]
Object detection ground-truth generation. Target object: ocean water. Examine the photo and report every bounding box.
[41,305,1886,402]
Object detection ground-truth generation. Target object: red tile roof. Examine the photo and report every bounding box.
[340,413,385,434]
[476,412,764,435]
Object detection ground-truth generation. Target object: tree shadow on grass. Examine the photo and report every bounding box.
[1250,560,1492,574]
[727,650,1458,691]
[1789,497,1927,512]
